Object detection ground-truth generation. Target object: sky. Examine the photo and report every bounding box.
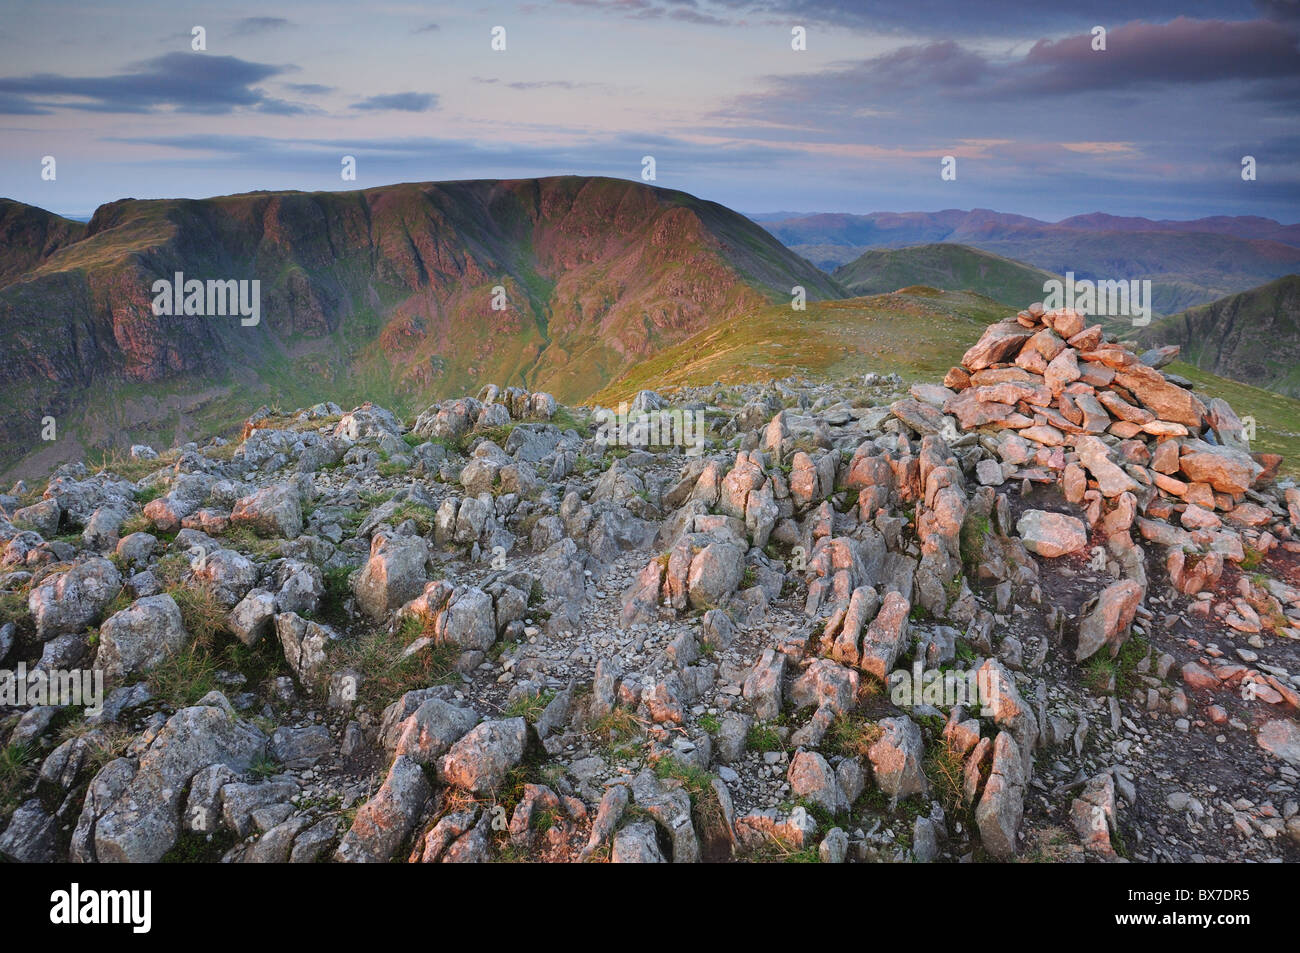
[0,0,1297,222]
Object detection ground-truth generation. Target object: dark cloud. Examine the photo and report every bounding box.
[412,22,441,33]
[350,92,439,112]
[1006,16,1300,95]
[0,53,298,114]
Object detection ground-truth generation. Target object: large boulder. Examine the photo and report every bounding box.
[72,695,266,863]
[353,533,430,622]
[94,595,189,681]
[28,557,123,641]
[1016,510,1087,558]
[230,484,303,539]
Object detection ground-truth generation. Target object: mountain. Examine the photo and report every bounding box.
[1137,274,1300,398]
[0,176,842,478]
[760,210,1300,315]
[0,198,86,285]
[832,243,1057,306]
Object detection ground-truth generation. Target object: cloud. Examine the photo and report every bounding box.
[350,92,439,112]
[231,17,291,36]
[1005,16,1300,96]
[412,22,441,33]
[284,83,333,96]
[0,53,300,115]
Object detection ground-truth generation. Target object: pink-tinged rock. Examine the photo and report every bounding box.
[1016,509,1088,558]
[1152,472,1188,496]
[960,320,1034,371]
[1020,425,1065,446]
[858,590,910,680]
[1076,580,1144,660]
[970,367,1040,386]
[1181,662,1219,691]
[1015,347,1049,374]
[1095,390,1153,424]
[1066,324,1103,350]
[1078,362,1116,387]
[1256,719,1300,767]
[1166,548,1223,595]
[1044,349,1081,394]
[1142,420,1188,437]
[1113,366,1206,428]
[1047,308,1086,339]
[1074,436,1138,497]
[1151,439,1181,474]
[1227,503,1272,526]
[942,390,1014,429]
[974,382,1051,407]
[1026,327,1066,361]
[1178,448,1261,495]
[1180,504,1222,530]
[1073,393,1110,433]
[1063,462,1087,503]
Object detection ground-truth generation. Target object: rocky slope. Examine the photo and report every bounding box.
[0,177,841,479]
[1,307,1298,864]
[1137,275,1300,399]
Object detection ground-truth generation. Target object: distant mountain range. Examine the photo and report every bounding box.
[0,177,840,475]
[760,209,1300,315]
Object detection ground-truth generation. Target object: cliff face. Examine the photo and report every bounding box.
[1138,274,1300,398]
[0,176,842,471]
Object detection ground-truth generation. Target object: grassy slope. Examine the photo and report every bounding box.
[593,288,1300,479]
[833,243,1057,305]
[1167,361,1300,476]
[592,288,1008,402]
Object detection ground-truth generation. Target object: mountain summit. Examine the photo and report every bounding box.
[0,176,840,476]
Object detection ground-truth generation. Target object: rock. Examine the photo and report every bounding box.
[393,698,480,765]
[742,648,786,721]
[269,725,334,769]
[0,800,57,862]
[230,483,303,539]
[1257,719,1300,767]
[75,696,266,863]
[228,588,277,647]
[975,731,1025,859]
[611,821,666,863]
[961,320,1035,371]
[859,591,910,681]
[28,557,123,640]
[1076,580,1144,661]
[1016,510,1087,558]
[868,716,927,799]
[334,756,433,863]
[437,718,528,795]
[95,594,189,681]
[353,533,430,622]
[787,750,848,815]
